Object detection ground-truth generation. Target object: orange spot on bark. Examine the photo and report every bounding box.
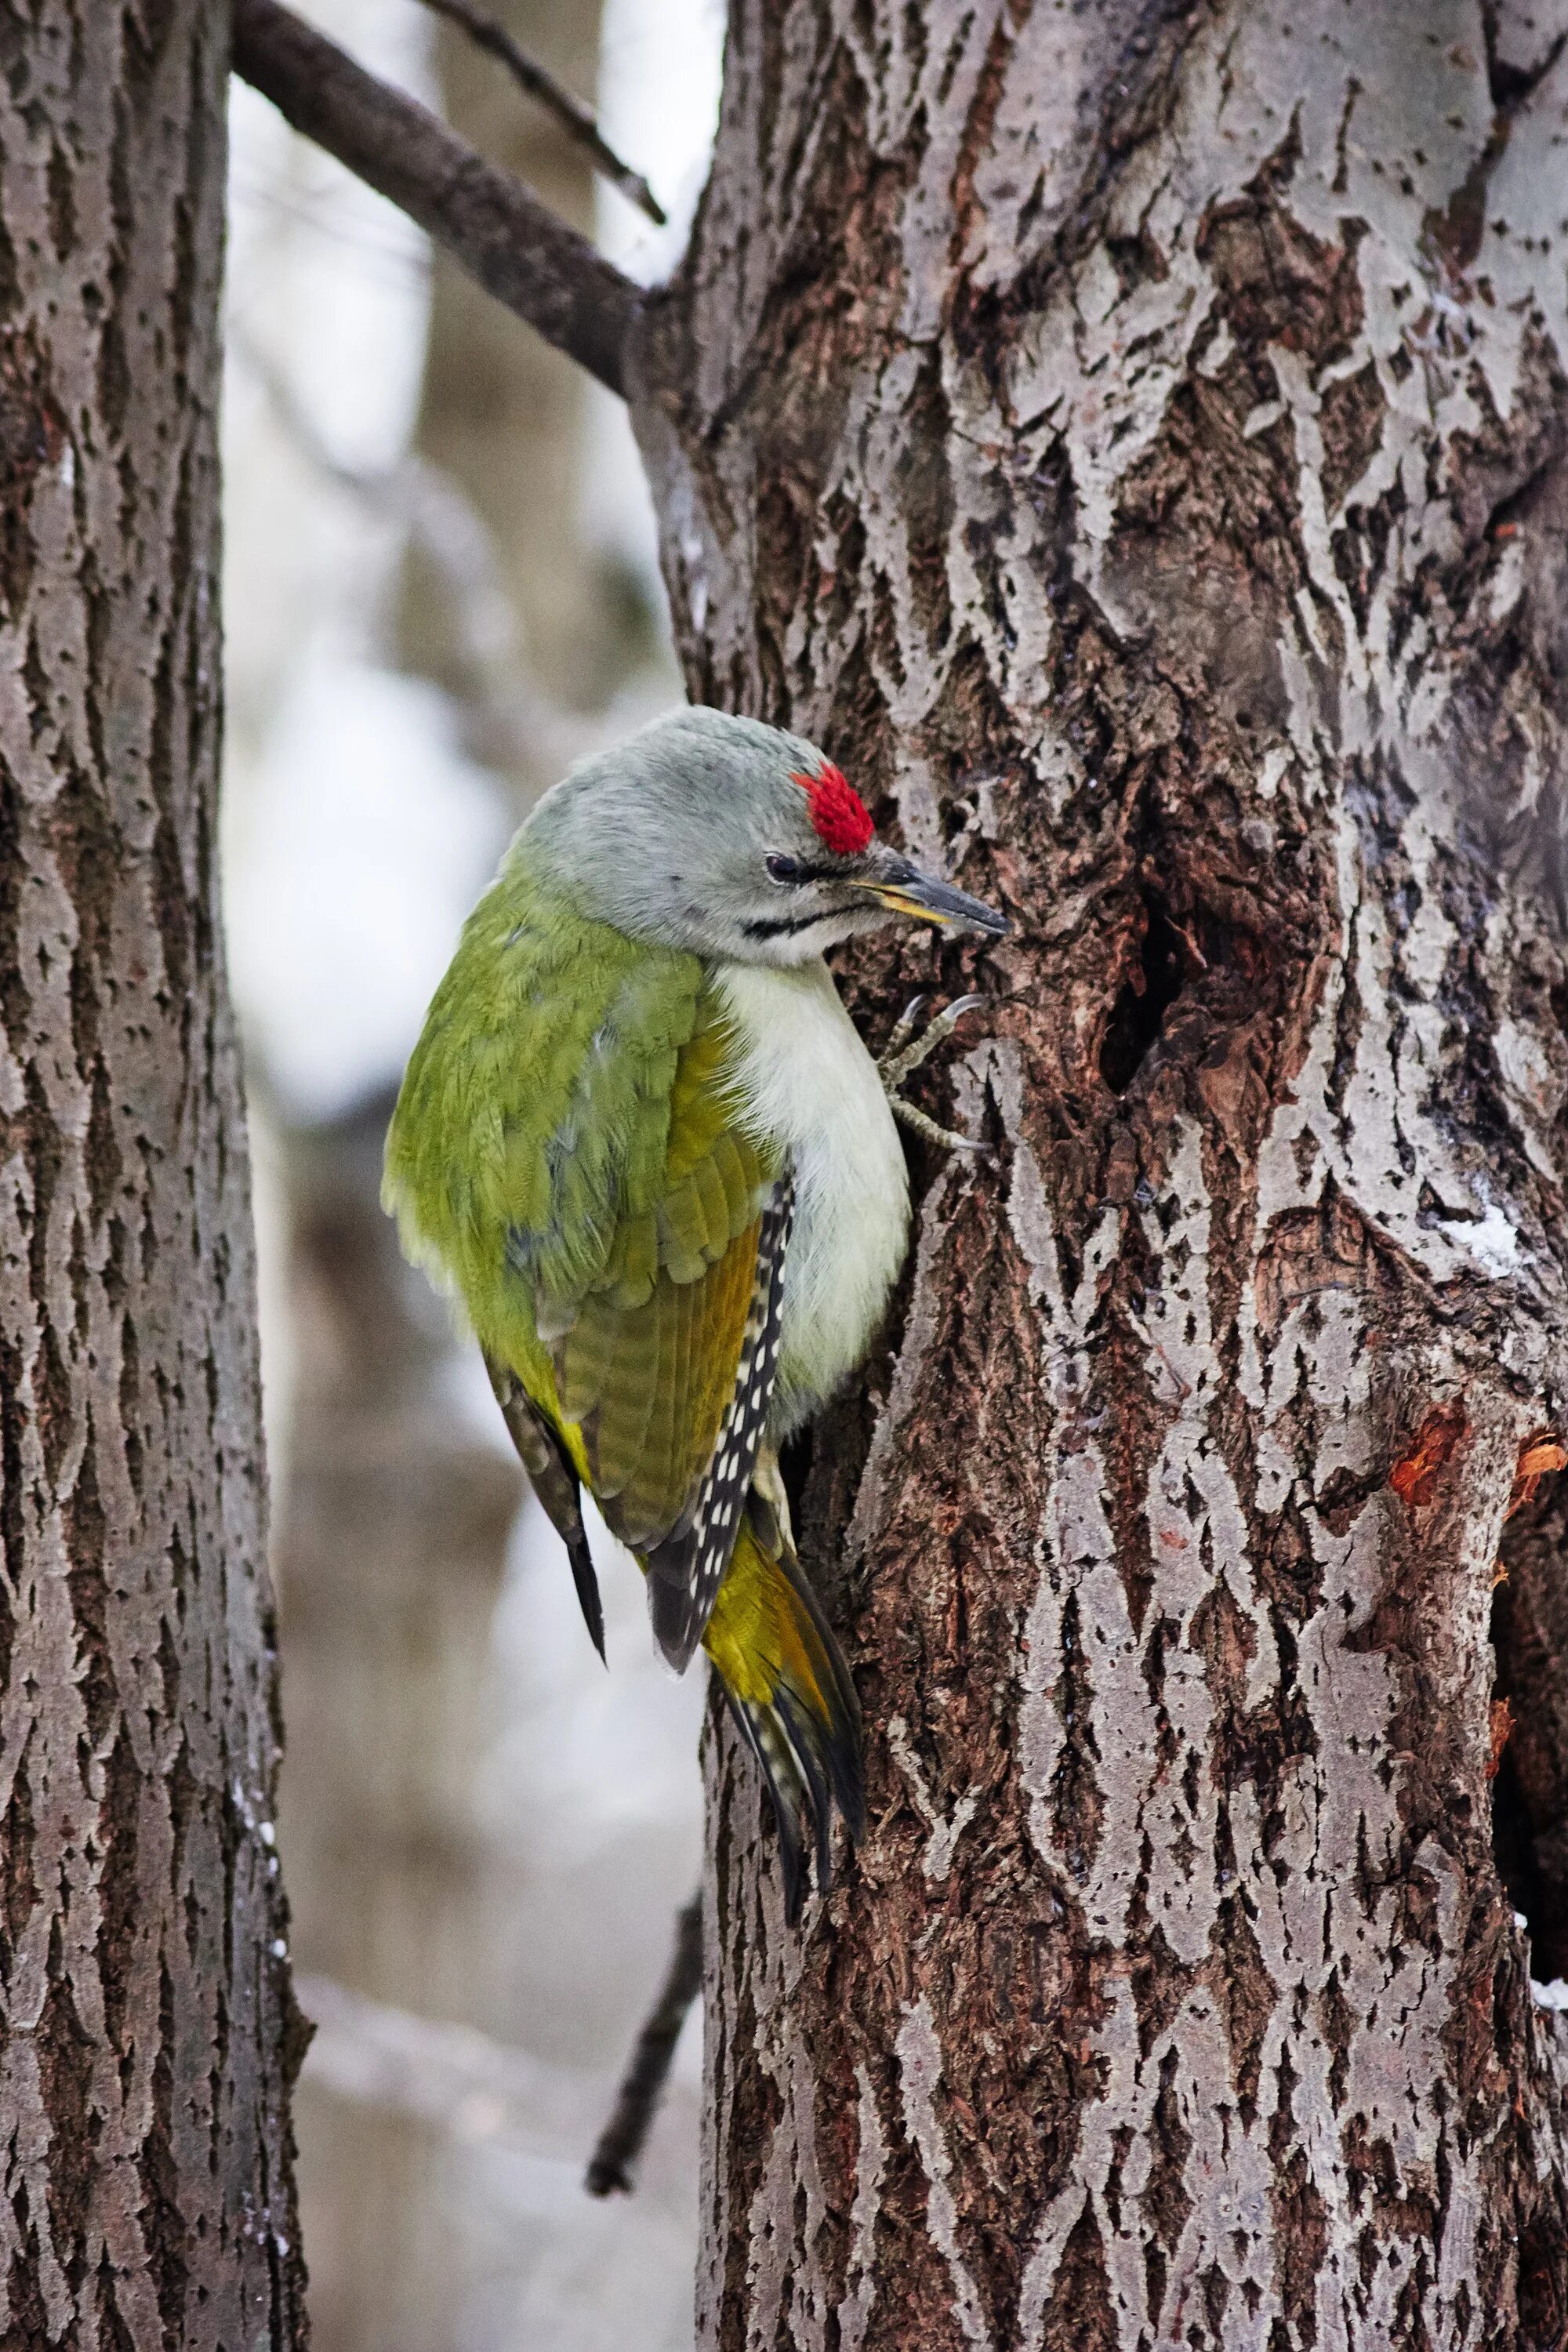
[1388,1402,1466,1510]
[1491,1559,1509,1590]
[1505,1432,1568,1520]
[1488,1697,1515,1780]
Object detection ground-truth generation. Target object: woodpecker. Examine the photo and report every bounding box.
[383,706,1007,1915]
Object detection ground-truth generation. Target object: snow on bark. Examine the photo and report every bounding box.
[636,1,1568,2344]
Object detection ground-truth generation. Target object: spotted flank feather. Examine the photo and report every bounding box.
[646,1179,794,1671]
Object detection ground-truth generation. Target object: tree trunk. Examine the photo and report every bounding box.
[0,6,304,2344]
[631,5,1568,2343]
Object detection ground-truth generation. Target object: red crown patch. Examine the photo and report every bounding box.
[791,760,873,856]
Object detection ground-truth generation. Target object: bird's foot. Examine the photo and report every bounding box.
[878,994,989,1155]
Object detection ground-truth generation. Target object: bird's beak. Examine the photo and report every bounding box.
[855,855,1010,938]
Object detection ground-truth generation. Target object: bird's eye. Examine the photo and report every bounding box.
[765,853,804,884]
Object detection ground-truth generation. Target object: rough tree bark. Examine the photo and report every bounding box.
[0,5,304,2346]
[626,4,1568,2345]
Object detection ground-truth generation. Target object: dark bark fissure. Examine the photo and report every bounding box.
[1494,1489,1568,1983]
[1098,897,1193,1097]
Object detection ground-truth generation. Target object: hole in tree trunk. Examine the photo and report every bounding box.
[1490,1540,1568,1983]
[1491,1740,1555,1958]
[1099,898,1189,1094]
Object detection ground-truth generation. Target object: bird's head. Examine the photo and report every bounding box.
[528,706,1009,966]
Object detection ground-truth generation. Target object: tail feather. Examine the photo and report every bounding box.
[727,1697,808,1920]
[702,1505,863,1923]
[775,1686,833,1886]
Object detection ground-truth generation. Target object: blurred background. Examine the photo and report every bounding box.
[223,5,723,2343]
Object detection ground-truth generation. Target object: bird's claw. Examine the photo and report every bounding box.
[878,993,990,1157]
[878,992,983,1087]
[889,1098,990,1155]
[880,993,929,1069]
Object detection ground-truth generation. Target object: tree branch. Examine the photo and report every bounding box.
[230,0,640,397]
[419,0,666,226]
[585,1891,702,2196]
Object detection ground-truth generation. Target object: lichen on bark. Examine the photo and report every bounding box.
[631,4,1568,2343]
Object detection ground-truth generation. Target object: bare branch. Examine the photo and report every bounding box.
[419,0,666,226]
[586,1892,702,2196]
[230,0,640,396]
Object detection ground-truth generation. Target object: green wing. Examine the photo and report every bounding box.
[488,1358,604,1661]
[383,866,787,1663]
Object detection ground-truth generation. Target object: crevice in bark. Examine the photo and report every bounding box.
[1491,1742,1554,1956]
[1479,2,1568,118]
[1493,1485,1568,1981]
[1098,894,1188,1094]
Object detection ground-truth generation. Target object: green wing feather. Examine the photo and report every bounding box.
[383,860,784,1631]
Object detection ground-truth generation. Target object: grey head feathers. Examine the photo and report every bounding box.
[517,705,1009,966]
